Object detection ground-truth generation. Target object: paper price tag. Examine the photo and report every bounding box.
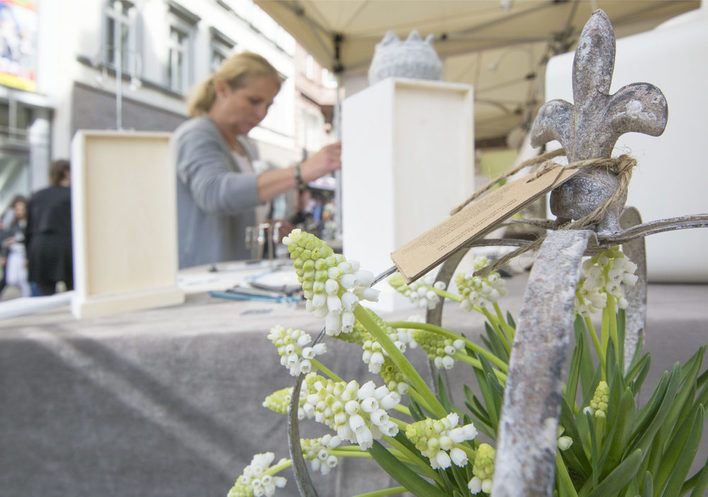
[391,166,579,283]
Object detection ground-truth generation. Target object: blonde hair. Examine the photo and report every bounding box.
[187,51,284,117]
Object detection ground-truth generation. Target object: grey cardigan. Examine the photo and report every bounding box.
[173,116,263,268]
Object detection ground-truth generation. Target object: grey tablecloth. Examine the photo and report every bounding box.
[1,275,706,497]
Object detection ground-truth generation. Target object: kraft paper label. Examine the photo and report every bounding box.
[391,166,579,282]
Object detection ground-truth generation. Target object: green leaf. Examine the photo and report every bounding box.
[585,411,602,487]
[625,352,651,396]
[506,311,516,329]
[585,449,642,497]
[559,398,591,477]
[660,405,704,497]
[472,356,499,431]
[684,458,708,497]
[641,471,654,497]
[653,402,699,493]
[604,387,635,473]
[663,347,706,434]
[368,440,449,497]
[556,452,580,497]
[435,372,460,414]
[573,320,597,404]
[482,322,509,362]
[566,324,586,410]
[628,369,675,453]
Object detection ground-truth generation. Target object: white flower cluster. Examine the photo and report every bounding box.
[267,326,327,376]
[301,434,341,475]
[455,257,507,311]
[575,246,638,316]
[388,272,446,309]
[361,324,415,376]
[283,229,379,336]
[405,413,478,470]
[362,339,385,374]
[299,374,400,450]
[228,452,287,497]
[413,330,465,370]
[468,443,495,494]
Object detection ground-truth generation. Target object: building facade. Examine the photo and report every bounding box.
[0,0,320,214]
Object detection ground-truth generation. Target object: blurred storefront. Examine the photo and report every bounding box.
[0,0,331,216]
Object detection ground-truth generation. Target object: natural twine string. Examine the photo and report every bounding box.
[469,153,637,276]
[450,148,567,216]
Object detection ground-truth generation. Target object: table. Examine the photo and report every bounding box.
[1,264,706,497]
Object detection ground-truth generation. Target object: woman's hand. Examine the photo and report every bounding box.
[301,141,342,182]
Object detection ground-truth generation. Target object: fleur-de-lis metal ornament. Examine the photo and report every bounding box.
[493,10,668,497]
[530,9,668,234]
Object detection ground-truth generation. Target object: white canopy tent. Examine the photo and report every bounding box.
[255,0,699,143]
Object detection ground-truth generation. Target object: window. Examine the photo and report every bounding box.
[166,1,199,94]
[210,28,235,73]
[167,26,189,93]
[104,0,137,72]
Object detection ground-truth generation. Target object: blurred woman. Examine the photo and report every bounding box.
[25,159,73,296]
[172,51,341,268]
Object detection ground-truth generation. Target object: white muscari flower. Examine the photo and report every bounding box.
[267,326,328,377]
[405,413,478,470]
[412,330,465,371]
[455,257,507,311]
[575,246,638,317]
[298,374,400,451]
[558,436,573,451]
[388,271,445,310]
[301,435,342,476]
[228,452,288,497]
[468,443,495,495]
[284,229,380,336]
[468,477,482,494]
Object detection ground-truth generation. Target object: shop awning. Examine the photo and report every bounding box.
[255,0,699,142]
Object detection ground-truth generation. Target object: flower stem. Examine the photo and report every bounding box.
[386,320,508,373]
[311,358,342,382]
[584,315,605,377]
[407,385,436,414]
[263,458,292,477]
[352,486,407,497]
[601,307,610,380]
[453,352,507,383]
[329,449,372,458]
[432,287,462,302]
[606,294,618,353]
[383,435,441,482]
[393,404,411,417]
[355,307,446,418]
[388,416,409,430]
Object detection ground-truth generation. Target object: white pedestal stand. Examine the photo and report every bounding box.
[71,131,184,318]
[342,78,475,311]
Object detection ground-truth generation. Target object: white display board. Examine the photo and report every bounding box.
[71,131,184,318]
[342,78,475,310]
[544,7,708,282]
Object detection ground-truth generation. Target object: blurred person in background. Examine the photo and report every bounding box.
[0,195,30,297]
[25,159,73,296]
[172,51,341,269]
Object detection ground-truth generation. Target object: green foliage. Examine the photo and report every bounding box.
[243,238,707,497]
